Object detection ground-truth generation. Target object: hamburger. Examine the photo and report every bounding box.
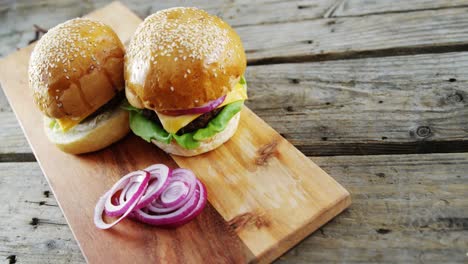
[124,7,247,156]
[28,18,130,154]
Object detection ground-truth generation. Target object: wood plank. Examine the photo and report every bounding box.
[0,2,350,263]
[0,3,253,263]
[5,1,468,65]
[91,0,337,27]
[0,0,336,57]
[3,51,468,156]
[173,108,350,262]
[0,112,33,158]
[0,162,85,263]
[3,153,467,263]
[239,7,468,63]
[332,0,468,17]
[245,51,468,155]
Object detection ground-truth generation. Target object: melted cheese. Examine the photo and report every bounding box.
[56,108,96,132]
[156,83,247,133]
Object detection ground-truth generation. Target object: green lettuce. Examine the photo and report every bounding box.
[129,111,172,144]
[193,101,243,141]
[122,99,243,150]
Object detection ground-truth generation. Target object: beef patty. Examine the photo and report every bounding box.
[142,107,225,135]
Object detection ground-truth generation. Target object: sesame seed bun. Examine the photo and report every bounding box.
[29,18,125,119]
[124,7,246,111]
[151,112,240,156]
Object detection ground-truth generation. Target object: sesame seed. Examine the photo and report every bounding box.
[184,73,187,78]
[170,86,174,92]
[65,76,70,79]
[187,69,191,74]
[125,7,232,73]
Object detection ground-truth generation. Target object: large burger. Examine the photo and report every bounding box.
[124,7,247,156]
[29,18,129,154]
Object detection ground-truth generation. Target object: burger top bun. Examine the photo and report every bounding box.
[125,7,246,111]
[29,18,125,119]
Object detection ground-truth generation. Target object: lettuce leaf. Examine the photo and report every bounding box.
[129,111,172,144]
[172,132,200,149]
[192,101,243,141]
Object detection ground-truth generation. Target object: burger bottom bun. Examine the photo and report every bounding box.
[152,112,240,157]
[44,107,130,154]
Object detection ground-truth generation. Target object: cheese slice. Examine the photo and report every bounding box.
[56,108,96,132]
[156,82,247,134]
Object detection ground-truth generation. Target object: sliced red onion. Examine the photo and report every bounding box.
[94,171,150,230]
[160,95,226,116]
[94,164,207,230]
[160,181,189,207]
[139,164,170,208]
[145,168,197,213]
[118,164,170,209]
[133,184,201,226]
[104,171,150,217]
[167,180,207,227]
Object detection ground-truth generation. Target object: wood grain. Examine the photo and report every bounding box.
[0,3,253,263]
[332,0,468,17]
[5,1,468,65]
[2,153,467,263]
[0,0,337,58]
[173,108,350,263]
[0,162,84,264]
[3,51,468,156]
[245,51,468,155]
[0,2,350,263]
[239,7,468,63]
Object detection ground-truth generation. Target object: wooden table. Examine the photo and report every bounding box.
[1,1,467,263]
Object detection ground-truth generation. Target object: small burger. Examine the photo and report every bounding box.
[29,18,130,154]
[124,7,247,156]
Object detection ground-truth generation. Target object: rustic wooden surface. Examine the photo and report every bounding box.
[173,108,350,262]
[0,3,351,260]
[1,0,467,263]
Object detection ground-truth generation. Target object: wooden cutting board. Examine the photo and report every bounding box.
[0,2,350,263]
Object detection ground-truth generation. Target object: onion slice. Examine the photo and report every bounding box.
[145,168,197,213]
[118,164,170,209]
[133,184,201,226]
[94,164,207,229]
[160,181,189,207]
[94,171,150,230]
[159,95,226,116]
[167,180,207,227]
[104,171,150,217]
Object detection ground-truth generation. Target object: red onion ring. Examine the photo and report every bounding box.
[104,171,150,217]
[159,95,226,116]
[160,181,189,207]
[132,184,201,226]
[145,168,197,213]
[94,164,207,229]
[124,164,170,208]
[94,171,150,229]
[167,180,207,227]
